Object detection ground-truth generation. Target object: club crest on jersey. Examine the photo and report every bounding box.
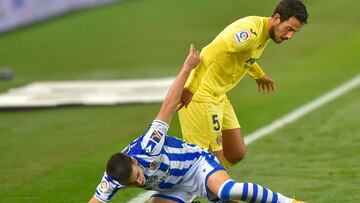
[150,161,158,170]
[234,30,250,44]
[150,130,162,143]
[100,180,109,192]
[216,134,222,145]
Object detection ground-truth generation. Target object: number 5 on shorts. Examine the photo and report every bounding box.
[212,114,220,131]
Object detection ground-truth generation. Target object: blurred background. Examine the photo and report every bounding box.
[0,0,359,202]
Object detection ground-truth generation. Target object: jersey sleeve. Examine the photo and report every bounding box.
[223,21,258,53]
[94,172,124,203]
[247,62,265,79]
[140,120,169,155]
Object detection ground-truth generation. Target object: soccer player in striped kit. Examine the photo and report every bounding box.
[88,45,305,203]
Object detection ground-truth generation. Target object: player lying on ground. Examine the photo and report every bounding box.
[89,45,305,203]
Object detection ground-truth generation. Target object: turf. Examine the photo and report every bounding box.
[232,87,360,203]
[0,0,359,202]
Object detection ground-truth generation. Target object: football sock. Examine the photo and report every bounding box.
[218,179,293,203]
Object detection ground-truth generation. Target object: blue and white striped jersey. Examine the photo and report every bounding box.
[94,120,210,202]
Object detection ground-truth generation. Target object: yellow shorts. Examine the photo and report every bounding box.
[178,97,240,151]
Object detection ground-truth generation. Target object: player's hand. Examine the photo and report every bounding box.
[183,44,200,71]
[176,88,193,111]
[255,75,276,94]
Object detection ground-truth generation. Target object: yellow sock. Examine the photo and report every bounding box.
[220,157,234,169]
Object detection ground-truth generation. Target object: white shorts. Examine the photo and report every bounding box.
[151,154,225,202]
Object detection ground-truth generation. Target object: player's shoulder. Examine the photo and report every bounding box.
[243,16,266,24]
[230,16,267,44]
[233,16,267,32]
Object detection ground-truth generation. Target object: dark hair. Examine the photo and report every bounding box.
[106,153,133,184]
[273,0,308,24]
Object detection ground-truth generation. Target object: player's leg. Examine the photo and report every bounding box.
[207,170,299,203]
[179,99,242,168]
[178,101,221,151]
[221,128,246,166]
[193,154,302,203]
[220,98,246,168]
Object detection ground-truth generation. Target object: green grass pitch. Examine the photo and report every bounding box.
[0,0,359,202]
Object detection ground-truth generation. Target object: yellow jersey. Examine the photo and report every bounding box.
[185,16,271,103]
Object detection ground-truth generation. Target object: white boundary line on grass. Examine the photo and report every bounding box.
[126,74,360,203]
[244,74,360,145]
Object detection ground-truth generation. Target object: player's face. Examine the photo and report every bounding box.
[126,163,146,187]
[270,15,303,44]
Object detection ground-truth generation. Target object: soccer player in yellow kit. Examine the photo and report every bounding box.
[178,0,308,169]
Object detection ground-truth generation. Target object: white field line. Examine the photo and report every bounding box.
[126,74,360,203]
[244,74,360,145]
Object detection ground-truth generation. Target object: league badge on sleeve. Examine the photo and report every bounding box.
[100,179,109,192]
[234,30,250,44]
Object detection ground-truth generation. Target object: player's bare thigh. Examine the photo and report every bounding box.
[223,128,246,163]
[212,128,246,164]
[220,98,245,164]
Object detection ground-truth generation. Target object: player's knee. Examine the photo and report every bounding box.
[226,147,246,164]
[235,147,246,162]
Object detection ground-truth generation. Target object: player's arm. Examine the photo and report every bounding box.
[177,53,206,110]
[139,45,199,156]
[88,196,102,203]
[178,55,204,107]
[226,26,275,94]
[225,20,275,95]
[177,70,201,110]
[183,59,204,94]
[248,62,265,79]
[155,44,200,124]
[89,172,124,203]
[248,62,275,94]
